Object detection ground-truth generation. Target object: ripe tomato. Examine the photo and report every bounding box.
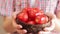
[22,8,28,13]
[35,15,48,24]
[22,8,31,13]
[27,21,35,25]
[28,8,40,18]
[17,12,28,22]
[27,7,31,11]
[36,10,44,16]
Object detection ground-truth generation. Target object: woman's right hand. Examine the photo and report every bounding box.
[12,12,27,34]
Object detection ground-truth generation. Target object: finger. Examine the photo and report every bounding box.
[44,21,55,31]
[45,12,55,19]
[12,19,22,29]
[38,31,51,34]
[12,11,21,19]
[12,12,18,19]
[16,29,27,34]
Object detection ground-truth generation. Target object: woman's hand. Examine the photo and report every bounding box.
[38,12,55,34]
[38,22,55,34]
[12,12,27,34]
[3,11,27,34]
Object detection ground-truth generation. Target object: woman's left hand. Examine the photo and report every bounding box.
[38,21,55,34]
[38,12,55,34]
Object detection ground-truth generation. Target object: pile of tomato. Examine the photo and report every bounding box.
[17,8,49,25]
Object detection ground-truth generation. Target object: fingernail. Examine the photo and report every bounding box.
[19,25,22,28]
[23,29,27,33]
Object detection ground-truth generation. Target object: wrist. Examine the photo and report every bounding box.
[3,16,16,33]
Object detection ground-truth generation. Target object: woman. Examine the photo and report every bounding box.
[0,0,58,34]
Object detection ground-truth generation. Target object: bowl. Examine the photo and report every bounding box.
[15,17,51,34]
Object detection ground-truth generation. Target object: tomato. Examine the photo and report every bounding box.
[17,12,28,22]
[27,21,35,25]
[28,8,44,18]
[22,8,28,13]
[28,8,40,18]
[17,8,47,25]
[35,15,48,24]
[22,8,31,13]
[27,8,31,11]
[36,10,44,16]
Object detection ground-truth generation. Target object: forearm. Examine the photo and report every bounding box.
[3,16,15,33]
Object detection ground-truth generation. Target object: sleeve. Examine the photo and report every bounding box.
[0,0,14,16]
[45,0,58,14]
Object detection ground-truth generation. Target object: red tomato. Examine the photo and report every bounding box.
[17,12,28,22]
[35,15,48,24]
[28,8,44,18]
[36,10,44,16]
[27,21,35,25]
[22,8,31,13]
[27,8,31,11]
[28,8,40,18]
[22,8,28,13]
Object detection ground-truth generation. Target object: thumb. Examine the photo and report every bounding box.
[44,21,55,31]
[12,11,23,30]
[12,11,20,19]
[12,19,22,29]
[45,12,55,19]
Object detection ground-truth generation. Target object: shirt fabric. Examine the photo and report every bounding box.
[0,0,57,16]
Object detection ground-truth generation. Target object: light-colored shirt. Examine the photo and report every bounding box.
[0,0,58,16]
